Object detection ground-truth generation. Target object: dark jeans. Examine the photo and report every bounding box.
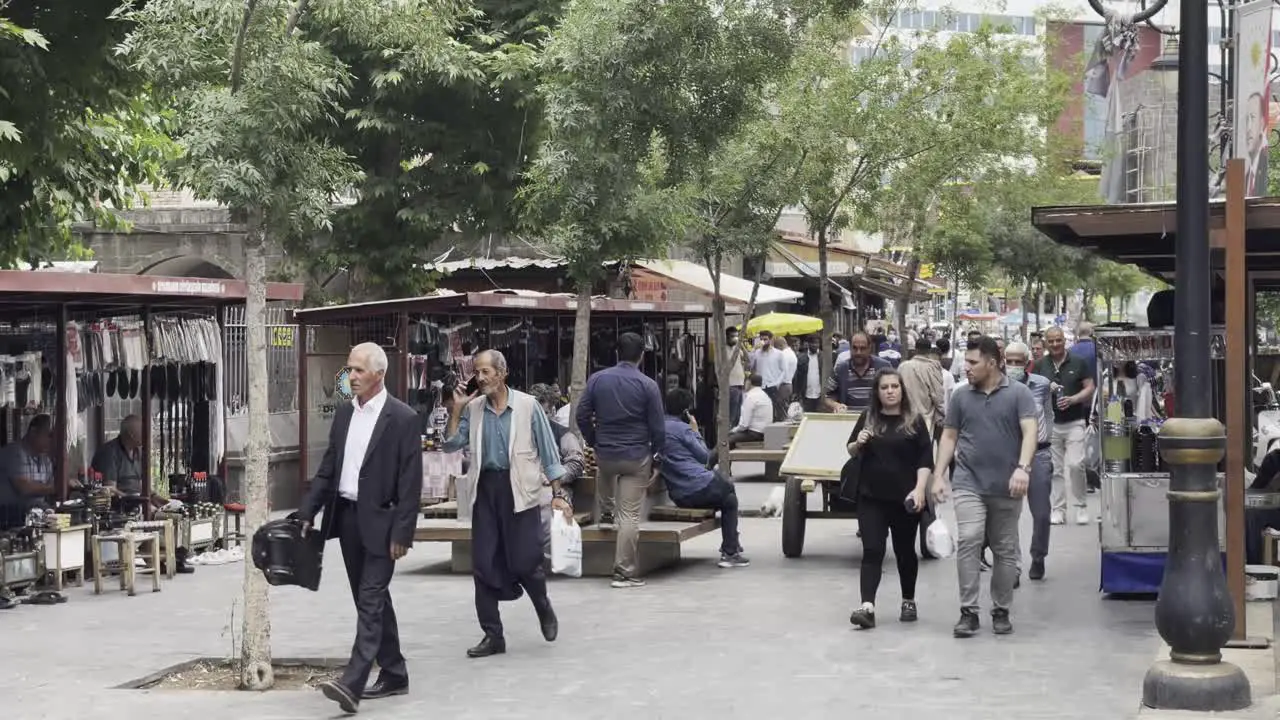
[672,473,741,556]
[801,397,821,413]
[857,496,922,605]
[729,385,744,428]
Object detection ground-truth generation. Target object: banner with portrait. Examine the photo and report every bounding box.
[1234,0,1274,197]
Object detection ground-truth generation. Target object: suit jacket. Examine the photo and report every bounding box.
[300,394,423,557]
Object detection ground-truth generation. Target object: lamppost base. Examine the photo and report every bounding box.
[1142,659,1251,711]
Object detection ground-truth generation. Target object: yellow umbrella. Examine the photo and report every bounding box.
[746,312,823,337]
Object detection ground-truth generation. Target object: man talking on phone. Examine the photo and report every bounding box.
[297,342,423,714]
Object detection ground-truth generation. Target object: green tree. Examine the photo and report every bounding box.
[117,0,468,689]
[783,7,1054,381]
[0,1,175,266]
[521,0,808,418]
[1091,260,1147,321]
[321,0,560,300]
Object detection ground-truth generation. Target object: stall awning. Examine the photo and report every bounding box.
[295,289,736,323]
[635,259,802,306]
[0,270,303,311]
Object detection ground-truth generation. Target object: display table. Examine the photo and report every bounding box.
[42,524,89,590]
[423,450,464,502]
[155,511,220,555]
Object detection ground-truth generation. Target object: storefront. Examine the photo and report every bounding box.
[0,269,302,596]
[293,290,733,498]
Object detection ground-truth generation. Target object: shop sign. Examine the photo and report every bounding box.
[630,271,669,302]
[151,279,228,296]
[271,326,295,347]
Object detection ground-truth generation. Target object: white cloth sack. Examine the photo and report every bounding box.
[549,512,583,578]
[925,518,955,559]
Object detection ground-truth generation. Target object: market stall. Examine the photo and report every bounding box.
[293,289,733,504]
[0,269,302,599]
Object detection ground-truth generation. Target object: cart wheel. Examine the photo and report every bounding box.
[782,476,807,558]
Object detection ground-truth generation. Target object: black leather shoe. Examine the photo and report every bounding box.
[319,679,359,714]
[466,635,506,658]
[537,602,558,642]
[363,673,408,700]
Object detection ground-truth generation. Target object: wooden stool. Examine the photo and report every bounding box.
[129,520,177,579]
[92,532,161,596]
[223,503,246,548]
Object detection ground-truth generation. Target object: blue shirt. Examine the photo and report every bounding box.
[443,396,566,481]
[575,362,665,461]
[660,416,715,499]
[1071,339,1098,381]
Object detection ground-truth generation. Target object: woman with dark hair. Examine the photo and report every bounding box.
[847,368,933,629]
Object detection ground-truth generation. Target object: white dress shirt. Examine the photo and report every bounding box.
[754,348,788,389]
[735,387,773,434]
[338,388,388,501]
[805,352,821,398]
[780,347,798,385]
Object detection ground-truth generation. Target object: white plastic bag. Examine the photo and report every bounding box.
[925,518,955,559]
[550,512,583,578]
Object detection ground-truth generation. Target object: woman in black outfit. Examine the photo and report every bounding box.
[847,368,933,629]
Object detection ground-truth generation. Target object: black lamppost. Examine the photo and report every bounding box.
[1082,0,1250,711]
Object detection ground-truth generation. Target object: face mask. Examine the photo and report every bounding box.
[1007,367,1026,382]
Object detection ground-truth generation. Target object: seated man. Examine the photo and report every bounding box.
[531,384,587,558]
[91,415,169,510]
[0,414,57,528]
[661,388,748,569]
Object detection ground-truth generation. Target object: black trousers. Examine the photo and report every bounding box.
[473,469,550,638]
[672,473,741,555]
[336,499,406,695]
[857,496,921,605]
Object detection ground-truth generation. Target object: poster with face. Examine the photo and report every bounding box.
[1233,0,1274,196]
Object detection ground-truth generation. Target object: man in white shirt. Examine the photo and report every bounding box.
[730,373,772,446]
[776,336,798,419]
[751,331,788,420]
[794,335,823,412]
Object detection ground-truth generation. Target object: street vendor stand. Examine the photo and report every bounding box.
[0,269,302,593]
[1032,173,1280,640]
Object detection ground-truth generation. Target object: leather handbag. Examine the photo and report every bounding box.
[837,452,864,505]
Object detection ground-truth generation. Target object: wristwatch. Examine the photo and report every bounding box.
[1018,463,1032,474]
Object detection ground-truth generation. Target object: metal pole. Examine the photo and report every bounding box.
[1142,0,1250,710]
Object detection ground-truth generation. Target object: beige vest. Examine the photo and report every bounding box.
[456,389,547,521]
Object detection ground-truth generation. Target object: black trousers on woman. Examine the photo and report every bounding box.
[857,496,922,604]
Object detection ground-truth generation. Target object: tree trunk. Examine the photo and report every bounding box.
[1104,296,1113,322]
[239,222,274,691]
[895,254,919,340]
[951,276,960,338]
[567,284,592,433]
[708,251,762,464]
[817,227,834,384]
[1020,280,1032,341]
[1035,284,1044,332]
[1082,290,1095,321]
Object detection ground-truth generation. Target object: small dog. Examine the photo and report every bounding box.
[760,486,786,517]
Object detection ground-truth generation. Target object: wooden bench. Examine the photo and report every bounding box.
[729,448,787,482]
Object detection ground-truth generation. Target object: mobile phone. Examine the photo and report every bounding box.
[904,495,918,513]
[465,375,479,395]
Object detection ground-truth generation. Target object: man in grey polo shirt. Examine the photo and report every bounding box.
[934,336,1038,638]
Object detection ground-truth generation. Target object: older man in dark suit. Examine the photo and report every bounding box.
[299,342,423,714]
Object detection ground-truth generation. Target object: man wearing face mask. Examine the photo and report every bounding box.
[1004,342,1055,581]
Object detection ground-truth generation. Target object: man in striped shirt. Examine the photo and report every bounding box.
[824,332,891,412]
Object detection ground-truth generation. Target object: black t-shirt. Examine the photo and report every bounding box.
[849,414,934,502]
[1032,352,1092,424]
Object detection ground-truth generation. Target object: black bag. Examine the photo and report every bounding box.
[252,518,325,591]
[837,453,864,505]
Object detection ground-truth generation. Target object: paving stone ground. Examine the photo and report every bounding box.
[1,491,1159,720]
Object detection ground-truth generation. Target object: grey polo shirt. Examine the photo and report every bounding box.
[91,437,144,495]
[945,374,1039,496]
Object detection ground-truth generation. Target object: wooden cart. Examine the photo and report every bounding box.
[778,413,862,558]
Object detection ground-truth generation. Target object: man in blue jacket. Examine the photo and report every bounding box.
[576,332,666,588]
[660,388,749,569]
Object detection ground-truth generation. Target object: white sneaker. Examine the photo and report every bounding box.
[1050,510,1065,525]
[1075,508,1091,525]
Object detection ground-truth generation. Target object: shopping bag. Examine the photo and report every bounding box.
[550,512,583,578]
[1084,424,1101,473]
[925,518,955,559]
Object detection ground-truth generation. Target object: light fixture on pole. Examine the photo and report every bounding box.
[1081,0,1251,711]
